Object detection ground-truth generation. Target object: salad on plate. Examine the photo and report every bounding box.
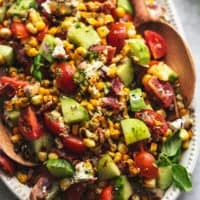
[0,0,194,199]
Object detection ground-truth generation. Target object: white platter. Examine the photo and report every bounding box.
[0,0,198,199]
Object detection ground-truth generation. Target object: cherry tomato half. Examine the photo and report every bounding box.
[0,153,15,176]
[100,186,113,200]
[135,109,168,136]
[144,30,167,59]
[11,22,29,39]
[107,22,127,52]
[144,76,174,108]
[134,151,158,179]
[56,62,77,94]
[19,107,43,140]
[62,136,86,154]
[0,76,28,88]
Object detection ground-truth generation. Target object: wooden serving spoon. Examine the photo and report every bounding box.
[132,0,196,106]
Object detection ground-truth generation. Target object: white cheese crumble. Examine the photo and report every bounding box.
[52,38,68,59]
[41,0,52,14]
[84,61,104,77]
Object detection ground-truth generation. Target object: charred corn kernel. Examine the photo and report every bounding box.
[93,92,101,99]
[104,14,114,24]
[129,166,139,175]
[108,120,114,128]
[87,103,94,111]
[179,128,190,141]
[118,143,128,154]
[188,130,193,139]
[122,154,130,161]
[38,151,48,162]
[144,178,156,188]
[183,141,189,149]
[107,65,117,77]
[63,40,74,50]
[114,123,120,129]
[31,95,43,105]
[28,37,38,47]
[110,129,121,139]
[26,47,38,57]
[60,178,71,191]
[115,7,126,18]
[105,129,110,138]
[75,47,87,57]
[156,109,166,118]
[150,143,158,152]
[90,99,99,107]
[41,80,51,87]
[180,108,189,116]
[142,74,152,85]
[83,138,96,148]
[114,152,122,163]
[11,134,21,143]
[43,95,53,103]
[0,28,12,39]
[78,2,87,11]
[48,27,58,35]
[165,129,172,137]
[26,23,37,34]
[48,153,59,160]
[126,159,134,165]
[39,87,50,95]
[72,125,79,135]
[17,172,28,184]
[97,26,109,38]
[35,21,46,31]
[96,82,104,90]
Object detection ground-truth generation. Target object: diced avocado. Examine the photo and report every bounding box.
[68,22,100,49]
[117,58,134,86]
[0,6,6,22]
[0,45,14,65]
[98,154,120,180]
[8,0,36,17]
[46,159,74,178]
[117,0,133,14]
[130,88,146,112]
[148,62,178,83]
[158,166,173,190]
[114,176,133,200]
[60,96,89,124]
[32,133,53,155]
[121,118,150,145]
[39,34,56,62]
[128,39,150,66]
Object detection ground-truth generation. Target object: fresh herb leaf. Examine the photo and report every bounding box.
[172,164,192,192]
[31,54,43,81]
[73,70,86,84]
[85,51,98,61]
[157,153,172,167]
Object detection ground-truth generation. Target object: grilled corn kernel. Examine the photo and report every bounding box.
[96,82,104,91]
[78,3,87,11]
[38,151,48,162]
[28,37,39,47]
[122,154,130,161]
[83,138,96,148]
[182,141,189,149]
[115,7,126,18]
[48,153,59,160]
[104,14,114,24]
[17,172,28,184]
[179,128,190,141]
[142,74,152,85]
[35,21,46,31]
[75,47,87,57]
[129,166,139,175]
[11,134,21,144]
[110,129,121,139]
[26,47,38,57]
[150,143,158,152]
[114,152,122,163]
[60,178,71,191]
[0,28,12,39]
[48,27,58,35]
[118,143,128,154]
[144,178,156,188]
[90,99,99,107]
[31,95,43,105]
[39,87,50,95]
[26,23,38,34]
[97,26,109,38]
[107,65,117,77]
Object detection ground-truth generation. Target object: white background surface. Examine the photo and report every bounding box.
[0,0,199,199]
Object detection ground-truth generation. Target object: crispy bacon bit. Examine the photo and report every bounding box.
[111,77,123,95]
[101,97,121,110]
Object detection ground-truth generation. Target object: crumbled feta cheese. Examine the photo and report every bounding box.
[84,61,104,77]
[23,82,40,97]
[41,0,52,14]
[74,161,95,182]
[52,38,68,59]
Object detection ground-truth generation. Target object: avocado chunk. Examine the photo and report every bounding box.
[32,133,54,156]
[0,6,6,22]
[68,23,100,49]
[158,166,173,190]
[148,62,178,83]
[117,58,134,86]
[0,45,14,66]
[117,0,133,14]
[60,96,89,124]
[121,118,150,145]
[114,176,133,200]
[128,39,150,66]
[8,0,36,17]
[130,88,146,112]
[39,34,56,62]
[98,154,120,180]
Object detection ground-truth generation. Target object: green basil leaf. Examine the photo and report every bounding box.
[161,130,182,157]
[172,164,192,192]
[157,153,172,167]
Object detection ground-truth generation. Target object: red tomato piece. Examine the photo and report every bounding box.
[19,107,43,140]
[37,26,48,41]
[55,62,77,94]
[10,22,29,39]
[37,0,46,4]
[107,22,127,52]
[0,76,28,88]
[0,153,15,176]
[134,151,158,179]
[144,30,167,59]
[100,186,113,200]
[135,109,168,136]
[62,136,86,154]
[44,111,66,135]
[144,76,174,108]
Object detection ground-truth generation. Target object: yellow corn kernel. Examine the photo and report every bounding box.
[35,21,46,31]
[26,47,38,57]
[87,18,98,26]
[28,37,38,47]
[180,108,189,117]
[96,82,104,91]
[17,172,28,184]
[114,152,122,163]
[115,7,126,18]
[110,129,121,139]
[63,40,74,51]
[0,54,5,65]
[75,47,87,57]
[83,138,96,148]
[179,128,190,141]
[87,103,94,111]
[39,87,50,95]
[122,154,130,161]
[183,141,189,149]
[150,143,158,152]
[142,74,152,85]
[144,178,156,188]
[107,65,117,77]
[78,3,87,11]
[90,99,99,107]
[48,153,59,160]
[38,151,48,162]
[129,166,139,175]
[118,143,128,154]
[105,129,110,138]
[126,158,134,165]
[48,27,58,35]
[97,26,110,38]
[60,178,71,191]
[26,23,38,34]
[0,27,12,39]
[31,95,43,105]
[104,14,114,24]
[10,134,21,144]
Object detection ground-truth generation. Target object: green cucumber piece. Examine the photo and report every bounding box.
[130,88,146,111]
[0,45,14,65]
[158,166,173,190]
